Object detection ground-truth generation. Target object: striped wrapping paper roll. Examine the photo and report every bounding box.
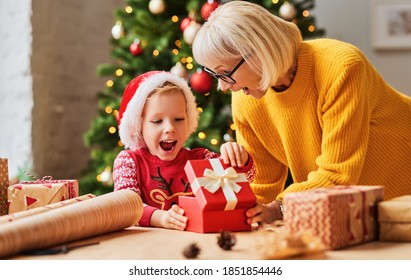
[0,193,96,225]
[0,189,143,258]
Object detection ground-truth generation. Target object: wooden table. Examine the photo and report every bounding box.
[8,226,411,260]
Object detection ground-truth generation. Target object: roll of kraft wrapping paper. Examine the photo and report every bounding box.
[0,193,96,225]
[0,189,143,258]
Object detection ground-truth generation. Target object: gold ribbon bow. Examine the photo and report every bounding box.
[202,167,244,210]
[203,167,242,194]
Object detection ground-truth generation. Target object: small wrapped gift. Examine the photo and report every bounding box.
[179,158,256,233]
[0,158,9,215]
[378,195,411,242]
[284,185,384,250]
[7,177,79,214]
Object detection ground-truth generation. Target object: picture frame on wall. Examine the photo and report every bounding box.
[371,0,411,50]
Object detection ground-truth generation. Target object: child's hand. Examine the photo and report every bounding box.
[220,142,249,168]
[152,204,187,231]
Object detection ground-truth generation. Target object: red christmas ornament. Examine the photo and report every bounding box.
[180,17,192,32]
[190,69,213,94]
[130,40,143,56]
[201,0,220,21]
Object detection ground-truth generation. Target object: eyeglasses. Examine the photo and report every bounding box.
[203,57,245,84]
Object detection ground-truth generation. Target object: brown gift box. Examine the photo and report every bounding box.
[7,179,79,214]
[0,158,9,216]
[378,195,411,242]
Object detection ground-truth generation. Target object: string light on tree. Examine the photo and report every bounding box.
[308,25,316,32]
[108,126,117,134]
[125,6,133,14]
[198,132,207,140]
[171,15,179,23]
[105,106,113,114]
[115,69,123,77]
[106,80,113,87]
[210,138,219,146]
[148,0,165,15]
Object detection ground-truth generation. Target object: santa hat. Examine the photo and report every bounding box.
[118,71,199,150]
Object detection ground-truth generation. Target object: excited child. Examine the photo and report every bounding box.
[113,71,255,230]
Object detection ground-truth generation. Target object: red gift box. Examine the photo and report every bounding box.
[7,177,79,214]
[179,158,256,233]
[284,185,384,250]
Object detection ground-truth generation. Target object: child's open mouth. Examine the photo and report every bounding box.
[160,140,177,151]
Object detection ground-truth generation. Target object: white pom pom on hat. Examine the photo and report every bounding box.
[118,71,199,150]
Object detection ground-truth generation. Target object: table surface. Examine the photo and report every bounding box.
[8,226,411,260]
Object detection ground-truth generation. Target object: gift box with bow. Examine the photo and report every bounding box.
[284,185,384,250]
[7,177,79,214]
[179,158,256,233]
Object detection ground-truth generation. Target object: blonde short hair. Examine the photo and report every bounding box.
[192,1,302,90]
[147,82,183,99]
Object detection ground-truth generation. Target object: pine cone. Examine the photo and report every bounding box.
[182,243,201,259]
[217,230,237,250]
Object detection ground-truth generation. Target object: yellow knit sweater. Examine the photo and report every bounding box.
[232,39,411,202]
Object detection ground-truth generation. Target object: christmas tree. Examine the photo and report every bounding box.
[81,0,325,195]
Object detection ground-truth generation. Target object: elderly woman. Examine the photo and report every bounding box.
[192,1,411,225]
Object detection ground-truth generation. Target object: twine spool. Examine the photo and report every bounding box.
[0,189,143,258]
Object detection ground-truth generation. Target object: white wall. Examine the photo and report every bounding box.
[0,0,33,178]
[313,0,411,96]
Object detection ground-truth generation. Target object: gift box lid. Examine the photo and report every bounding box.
[378,195,411,223]
[184,158,256,211]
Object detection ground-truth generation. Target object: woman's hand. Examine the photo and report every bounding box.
[220,142,249,168]
[245,201,283,226]
[151,204,188,230]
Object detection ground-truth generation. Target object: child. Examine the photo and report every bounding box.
[113,71,255,230]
